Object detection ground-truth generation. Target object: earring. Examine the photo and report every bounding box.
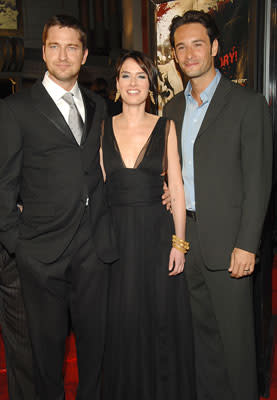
[114,90,120,103]
[149,90,155,105]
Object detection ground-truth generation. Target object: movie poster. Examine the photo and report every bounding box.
[0,0,19,30]
[156,0,249,112]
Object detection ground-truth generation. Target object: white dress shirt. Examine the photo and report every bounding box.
[42,71,85,124]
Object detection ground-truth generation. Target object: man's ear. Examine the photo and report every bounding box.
[211,39,218,57]
[42,45,46,63]
[172,48,178,64]
[81,48,88,65]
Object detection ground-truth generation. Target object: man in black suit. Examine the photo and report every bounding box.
[0,15,117,400]
[0,241,36,400]
[164,10,272,400]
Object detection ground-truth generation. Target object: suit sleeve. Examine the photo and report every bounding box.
[0,99,23,254]
[235,94,272,253]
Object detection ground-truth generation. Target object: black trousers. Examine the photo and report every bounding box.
[0,249,36,400]
[17,209,109,400]
[185,216,258,400]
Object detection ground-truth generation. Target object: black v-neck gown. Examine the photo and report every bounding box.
[102,117,196,400]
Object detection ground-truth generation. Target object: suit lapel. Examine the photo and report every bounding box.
[80,88,96,145]
[31,81,75,142]
[196,76,233,140]
[174,93,186,163]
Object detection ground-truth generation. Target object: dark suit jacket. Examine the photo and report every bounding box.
[164,76,272,269]
[0,81,117,264]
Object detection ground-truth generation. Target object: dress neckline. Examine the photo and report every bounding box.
[110,116,162,169]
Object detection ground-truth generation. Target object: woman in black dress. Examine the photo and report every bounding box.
[101,51,195,400]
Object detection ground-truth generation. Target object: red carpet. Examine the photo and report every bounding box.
[0,332,79,400]
[1,265,277,400]
[264,259,277,400]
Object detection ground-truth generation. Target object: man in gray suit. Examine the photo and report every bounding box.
[164,10,272,400]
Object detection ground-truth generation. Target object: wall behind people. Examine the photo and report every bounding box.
[121,0,143,51]
[0,0,149,94]
[23,0,79,49]
[19,0,120,87]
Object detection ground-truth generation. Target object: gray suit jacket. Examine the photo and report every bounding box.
[164,76,272,269]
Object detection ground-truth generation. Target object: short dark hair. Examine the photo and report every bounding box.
[169,10,220,49]
[116,51,158,94]
[42,14,87,50]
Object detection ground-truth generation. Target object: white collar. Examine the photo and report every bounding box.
[42,71,82,103]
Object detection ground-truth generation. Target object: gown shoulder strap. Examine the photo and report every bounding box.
[161,118,171,182]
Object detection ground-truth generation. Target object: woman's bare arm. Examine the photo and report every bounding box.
[166,120,186,276]
[167,120,186,240]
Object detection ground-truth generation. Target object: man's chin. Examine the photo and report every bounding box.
[50,72,77,83]
[183,69,201,78]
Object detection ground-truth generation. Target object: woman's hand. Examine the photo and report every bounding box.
[168,247,185,276]
[162,181,172,212]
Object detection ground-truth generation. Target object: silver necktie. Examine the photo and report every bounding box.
[62,93,84,145]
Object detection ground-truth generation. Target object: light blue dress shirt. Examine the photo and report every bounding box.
[182,69,221,211]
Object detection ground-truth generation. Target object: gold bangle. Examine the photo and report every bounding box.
[172,235,189,250]
[172,243,188,254]
[172,239,189,250]
[172,235,189,254]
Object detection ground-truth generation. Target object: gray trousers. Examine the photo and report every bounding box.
[0,248,36,400]
[185,216,258,400]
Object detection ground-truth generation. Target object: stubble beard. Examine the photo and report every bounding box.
[47,65,78,84]
[182,58,213,80]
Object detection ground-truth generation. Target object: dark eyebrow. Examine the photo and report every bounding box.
[175,39,205,48]
[175,42,184,48]
[47,41,80,47]
[66,43,81,47]
[120,70,146,75]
